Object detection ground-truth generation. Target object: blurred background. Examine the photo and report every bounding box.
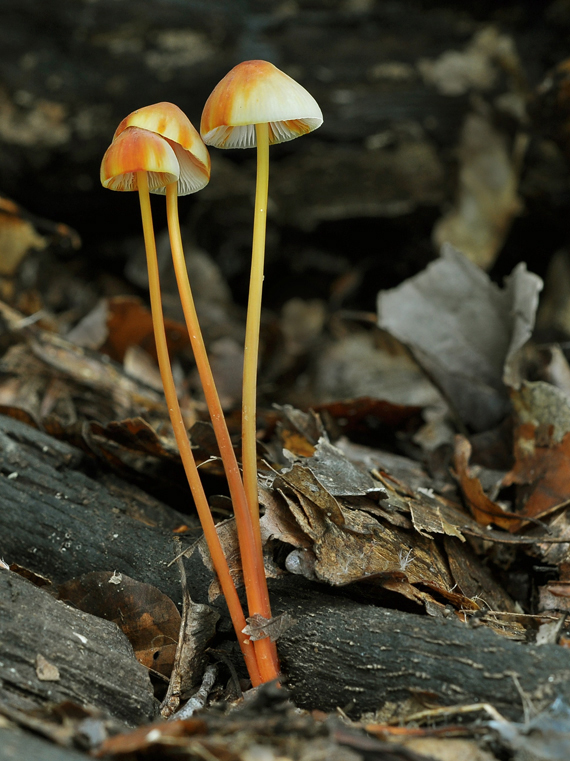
[1,0,570,411]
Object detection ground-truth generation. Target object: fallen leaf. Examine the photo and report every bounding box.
[58,572,181,677]
[68,296,190,364]
[242,612,296,642]
[377,245,543,430]
[277,462,346,529]
[504,424,570,522]
[94,719,207,758]
[301,436,386,497]
[313,330,443,409]
[160,555,219,718]
[539,582,570,613]
[312,396,423,436]
[0,204,47,276]
[433,111,522,269]
[454,435,519,530]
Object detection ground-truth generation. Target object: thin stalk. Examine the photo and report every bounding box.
[165,182,279,682]
[242,122,269,530]
[136,171,262,687]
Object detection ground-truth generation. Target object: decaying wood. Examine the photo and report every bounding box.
[0,570,156,726]
[1,727,90,761]
[0,414,212,609]
[272,576,570,721]
[4,411,570,727]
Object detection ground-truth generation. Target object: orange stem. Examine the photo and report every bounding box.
[165,182,279,682]
[137,171,261,687]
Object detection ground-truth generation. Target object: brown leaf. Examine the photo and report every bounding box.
[160,555,219,718]
[504,423,570,522]
[94,719,207,758]
[260,486,313,549]
[539,581,570,612]
[0,197,49,277]
[454,435,519,530]
[313,396,422,436]
[103,296,190,363]
[242,612,296,642]
[89,417,179,461]
[280,428,316,457]
[198,518,282,601]
[277,463,346,528]
[301,437,385,497]
[9,563,52,588]
[408,492,465,540]
[443,536,517,613]
[58,572,181,677]
[275,481,455,597]
[268,439,519,620]
[273,404,321,458]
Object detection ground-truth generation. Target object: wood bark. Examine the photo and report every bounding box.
[4,412,570,725]
[0,727,90,761]
[0,413,213,610]
[0,570,156,726]
[272,576,570,721]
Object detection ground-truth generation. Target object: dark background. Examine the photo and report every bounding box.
[0,0,569,316]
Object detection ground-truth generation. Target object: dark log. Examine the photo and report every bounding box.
[0,414,214,610]
[4,411,570,724]
[0,727,90,761]
[271,576,570,721]
[0,570,156,726]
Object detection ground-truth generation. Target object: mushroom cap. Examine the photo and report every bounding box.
[200,60,323,149]
[114,102,210,195]
[100,126,179,192]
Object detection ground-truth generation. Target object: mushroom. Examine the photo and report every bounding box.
[112,102,279,681]
[100,116,262,686]
[201,59,323,561]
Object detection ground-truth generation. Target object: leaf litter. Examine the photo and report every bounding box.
[5,217,570,760]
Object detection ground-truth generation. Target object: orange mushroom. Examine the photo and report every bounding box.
[100,115,262,686]
[111,102,279,682]
[201,59,322,565]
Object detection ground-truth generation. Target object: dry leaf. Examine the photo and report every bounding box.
[454,435,519,530]
[242,612,296,642]
[504,424,570,522]
[58,572,181,677]
[377,245,543,430]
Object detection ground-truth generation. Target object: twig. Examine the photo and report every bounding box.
[168,664,218,721]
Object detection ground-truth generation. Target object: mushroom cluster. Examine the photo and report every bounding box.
[100,62,322,686]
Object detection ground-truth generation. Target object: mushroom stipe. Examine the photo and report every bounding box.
[101,107,275,685]
[137,169,262,686]
[102,67,323,686]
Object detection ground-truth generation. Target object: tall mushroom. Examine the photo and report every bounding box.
[113,102,279,681]
[200,60,323,546]
[100,116,262,686]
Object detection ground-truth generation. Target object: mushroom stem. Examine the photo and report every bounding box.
[242,122,269,535]
[137,171,262,687]
[165,181,279,682]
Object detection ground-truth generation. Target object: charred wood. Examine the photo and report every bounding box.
[272,576,570,721]
[0,570,156,726]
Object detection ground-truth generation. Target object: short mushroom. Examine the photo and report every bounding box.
[201,59,323,548]
[100,116,262,686]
